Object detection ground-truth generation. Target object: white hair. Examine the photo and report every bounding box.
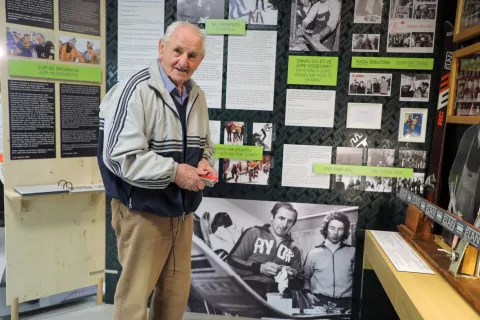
[163,21,206,56]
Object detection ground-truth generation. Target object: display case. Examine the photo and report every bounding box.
[454,0,480,43]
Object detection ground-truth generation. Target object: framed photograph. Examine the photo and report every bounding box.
[252,123,273,152]
[400,74,432,102]
[346,103,383,130]
[354,0,383,24]
[447,42,480,124]
[398,108,428,143]
[6,27,55,60]
[222,156,271,185]
[396,173,425,196]
[352,34,380,52]
[454,0,480,43]
[349,73,392,97]
[59,35,101,64]
[224,121,247,145]
[398,149,427,169]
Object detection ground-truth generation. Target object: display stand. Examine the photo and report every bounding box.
[0,0,106,317]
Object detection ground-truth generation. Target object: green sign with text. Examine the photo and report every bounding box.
[214,144,263,160]
[8,60,102,83]
[287,56,338,86]
[351,57,434,70]
[205,19,246,35]
[314,164,413,178]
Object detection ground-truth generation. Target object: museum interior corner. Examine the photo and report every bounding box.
[0,0,479,319]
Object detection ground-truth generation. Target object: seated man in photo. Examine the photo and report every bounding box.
[226,203,303,300]
[303,212,355,313]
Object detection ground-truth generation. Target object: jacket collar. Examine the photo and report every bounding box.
[147,61,200,118]
[316,241,348,249]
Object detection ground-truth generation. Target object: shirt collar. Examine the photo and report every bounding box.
[158,59,191,96]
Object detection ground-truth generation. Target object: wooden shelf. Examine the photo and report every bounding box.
[446,115,480,125]
[5,184,105,201]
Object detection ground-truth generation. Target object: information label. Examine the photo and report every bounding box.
[5,0,54,29]
[214,145,263,160]
[313,164,413,178]
[287,56,338,86]
[59,0,100,36]
[205,19,246,35]
[60,84,100,158]
[351,57,434,70]
[8,80,56,160]
[8,60,102,83]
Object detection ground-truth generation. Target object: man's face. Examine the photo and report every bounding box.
[36,35,44,45]
[158,26,204,87]
[271,208,296,237]
[327,219,345,244]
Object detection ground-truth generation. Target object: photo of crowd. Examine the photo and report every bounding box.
[365,177,393,193]
[398,149,427,169]
[189,198,358,318]
[58,36,101,64]
[349,73,392,96]
[289,0,342,52]
[455,70,480,116]
[396,173,425,196]
[367,149,395,167]
[222,156,271,185]
[6,27,55,59]
[413,3,436,20]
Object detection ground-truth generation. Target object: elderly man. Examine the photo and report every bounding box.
[98,21,216,320]
[303,212,355,313]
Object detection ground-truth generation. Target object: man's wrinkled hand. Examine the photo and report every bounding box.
[198,158,217,176]
[174,163,205,192]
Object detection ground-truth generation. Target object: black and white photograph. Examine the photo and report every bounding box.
[349,73,392,96]
[224,121,247,146]
[188,197,358,318]
[365,177,393,193]
[252,123,273,152]
[367,149,395,167]
[229,0,279,25]
[400,74,431,102]
[387,0,437,53]
[455,70,480,115]
[6,27,55,59]
[396,173,425,195]
[354,0,383,24]
[413,3,436,20]
[177,0,225,23]
[398,149,427,169]
[352,34,380,52]
[289,0,342,52]
[222,156,271,185]
[335,147,364,191]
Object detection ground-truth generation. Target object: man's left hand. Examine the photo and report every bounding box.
[285,267,298,278]
[198,158,217,176]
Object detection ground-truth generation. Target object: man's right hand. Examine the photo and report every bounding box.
[260,262,280,276]
[174,164,205,191]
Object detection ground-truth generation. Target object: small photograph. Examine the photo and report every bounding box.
[335,147,364,191]
[352,34,380,52]
[177,0,225,23]
[398,108,428,143]
[349,73,392,96]
[289,0,342,52]
[59,36,101,64]
[224,121,247,146]
[397,173,425,196]
[365,177,393,193]
[457,102,480,116]
[222,156,271,185]
[389,0,413,19]
[413,3,436,20]
[6,27,55,59]
[354,0,383,24]
[400,74,431,102]
[411,32,434,49]
[229,0,279,25]
[455,71,480,103]
[252,123,273,152]
[388,33,412,48]
[463,0,480,28]
[398,149,427,169]
[368,149,395,167]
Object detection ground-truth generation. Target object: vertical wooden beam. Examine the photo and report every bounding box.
[97,277,104,305]
[11,297,19,320]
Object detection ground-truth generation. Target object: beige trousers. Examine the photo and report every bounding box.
[111,198,193,320]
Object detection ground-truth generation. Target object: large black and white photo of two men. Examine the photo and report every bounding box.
[187,198,358,319]
[289,0,342,52]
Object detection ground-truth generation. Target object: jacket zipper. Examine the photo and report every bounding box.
[332,250,336,298]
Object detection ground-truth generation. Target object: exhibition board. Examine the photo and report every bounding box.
[0,0,106,307]
[104,0,445,318]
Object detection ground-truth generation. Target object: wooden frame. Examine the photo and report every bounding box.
[446,42,480,125]
[454,0,480,43]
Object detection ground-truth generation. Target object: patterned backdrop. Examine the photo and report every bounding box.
[104,0,445,303]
